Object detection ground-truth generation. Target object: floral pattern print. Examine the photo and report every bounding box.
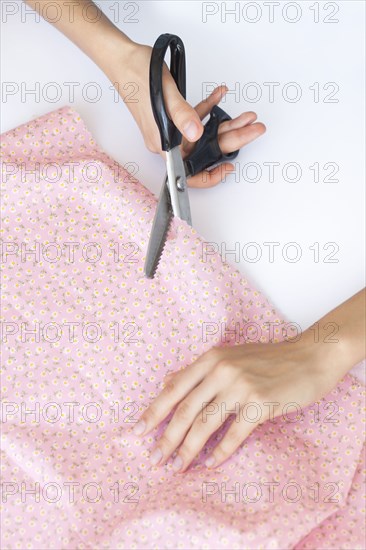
[0,106,365,550]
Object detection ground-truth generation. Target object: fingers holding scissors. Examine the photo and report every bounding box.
[186,91,266,188]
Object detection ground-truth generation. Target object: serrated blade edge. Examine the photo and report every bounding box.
[144,176,173,279]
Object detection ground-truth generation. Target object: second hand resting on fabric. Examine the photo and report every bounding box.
[25,0,366,471]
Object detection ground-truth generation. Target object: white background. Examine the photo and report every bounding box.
[1,0,365,330]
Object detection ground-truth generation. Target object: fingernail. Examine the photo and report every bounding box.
[133,420,146,436]
[214,85,227,96]
[150,447,163,466]
[183,121,198,141]
[205,456,216,468]
[172,455,183,472]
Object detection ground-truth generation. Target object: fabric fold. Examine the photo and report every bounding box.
[1,106,365,550]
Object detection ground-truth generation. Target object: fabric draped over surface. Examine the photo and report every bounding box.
[0,106,365,550]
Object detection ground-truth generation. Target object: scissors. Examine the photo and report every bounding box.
[144,33,239,278]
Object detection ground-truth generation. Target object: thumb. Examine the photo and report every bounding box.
[162,66,204,143]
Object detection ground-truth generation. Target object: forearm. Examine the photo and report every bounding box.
[301,288,365,379]
[24,0,135,77]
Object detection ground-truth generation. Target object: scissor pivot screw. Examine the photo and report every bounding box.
[176,176,185,191]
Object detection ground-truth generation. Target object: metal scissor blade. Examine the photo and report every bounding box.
[166,145,192,225]
[144,176,173,279]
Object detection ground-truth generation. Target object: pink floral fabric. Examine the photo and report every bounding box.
[1,106,365,550]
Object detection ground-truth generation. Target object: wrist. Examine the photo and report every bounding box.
[295,326,352,378]
[92,28,138,81]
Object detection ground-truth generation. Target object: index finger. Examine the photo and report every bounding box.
[194,85,228,120]
[133,351,215,436]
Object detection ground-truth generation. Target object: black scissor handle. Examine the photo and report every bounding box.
[185,105,240,177]
[149,33,186,152]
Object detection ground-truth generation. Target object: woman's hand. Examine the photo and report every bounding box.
[133,337,330,472]
[24,0,266,187]
[110,41,266,188]
[133,289,365,471]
